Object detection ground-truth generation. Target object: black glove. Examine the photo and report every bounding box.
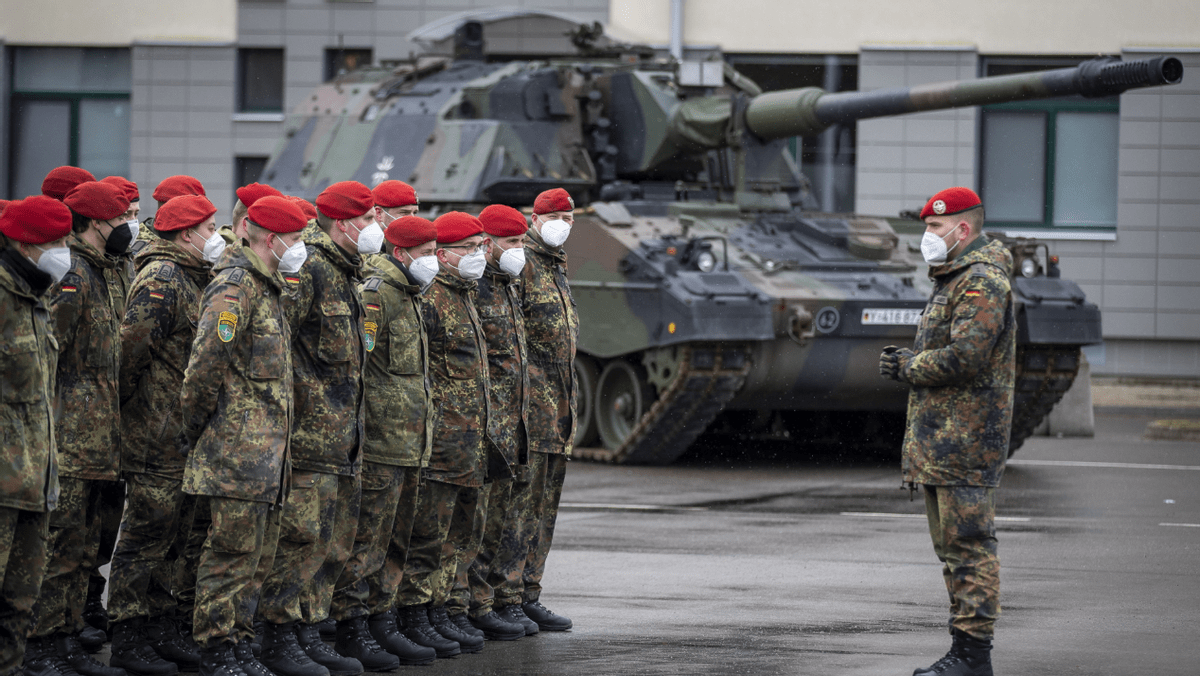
[879,346,914,382]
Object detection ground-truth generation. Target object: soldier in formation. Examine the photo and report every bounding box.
[10,168,580,676]
[880,187,1015,676]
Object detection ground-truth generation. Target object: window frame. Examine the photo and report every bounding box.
[237,47,285,114]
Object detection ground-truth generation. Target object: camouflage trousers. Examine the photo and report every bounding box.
[259,471,359,625]
[457,477,530,617]
[511,451,566,604]
[361,467,420,615]
[330,463,412,621]
[87,479,125,613]
[31,477,122,638]
[192,497,281,648]
[923,485,1000,640]
[395,480,480,610]
[174,496,212,623]
[107,473,203,624]
[0,507,49,676]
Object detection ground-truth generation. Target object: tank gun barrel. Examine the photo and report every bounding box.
[744,56,1184,140]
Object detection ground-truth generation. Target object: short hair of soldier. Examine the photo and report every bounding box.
[244,220,273,244]
[962,206,985,233]
[230,200,248,230]
[158,229,180,242]
[70,209,92,235]
[315,212,334,232]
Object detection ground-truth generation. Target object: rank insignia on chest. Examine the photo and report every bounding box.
[364,321,378,351]
[217,311,238,343]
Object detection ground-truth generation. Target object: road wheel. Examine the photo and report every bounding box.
[596,359,653,451]
[573,355,600,448]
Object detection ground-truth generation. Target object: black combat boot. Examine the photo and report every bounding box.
[231,642,273,676]
[315,619,336,640]
[257,622,328,676]
[84,582,111,634]
[495,604,538,636]
[450,613,484,640]
[468,611,524,641]
[913,629,994,676]
[197,644,247,676]
[427,607,482,654]
[144,615,200,671]
[23,635,79,676]
[365,611,435,666]
[521,600,572,631]
[110,619,180,676]
[332,617,399,672]
[396,605,459,659]
[294,623,361,676]
[249,620,265,658]
[58,632,128,676]
[78,625,108,654]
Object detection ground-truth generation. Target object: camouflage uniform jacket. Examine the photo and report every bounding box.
[119,239,211,479]
[0,253,60,512]
[51,235,123,481]
[900,236,1016,488]
[284,230,367,476]
[180,242,293,505]
[360,256,432,468]
[419,271,491,487]
[520,229,579,456]
[476,262,530,472]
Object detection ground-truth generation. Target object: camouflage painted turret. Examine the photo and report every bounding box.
[263,17,1184,464]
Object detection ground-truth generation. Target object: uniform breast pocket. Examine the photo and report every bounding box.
[388,319,421,375]
[443,323,478,380]
[318,300,354,364]
[84,314,117,370]
[920,304,953,349]
[246,332,288,380]
[0,334,43,402]
[478,308,514,355]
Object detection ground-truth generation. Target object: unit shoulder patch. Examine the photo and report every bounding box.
[217,311,238,343]
[364,321,378,351]
[155,262,176,282]
[226,268,247,285]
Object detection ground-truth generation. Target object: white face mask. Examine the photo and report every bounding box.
[538,218,571,248]
[352,220,385,255]
[33,245,72,284]
[188,231,226,264]
[274,238,308,274]
[498,245,526,276]
[455,249,487,280]
[920,227,961,265]
[127,219,141,243]
[407,254,439,288]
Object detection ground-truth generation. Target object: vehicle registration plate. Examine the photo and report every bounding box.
[861,309,922,325]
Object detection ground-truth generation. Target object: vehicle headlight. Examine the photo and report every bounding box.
[696,250,716,273]
[1020,257,1039,278]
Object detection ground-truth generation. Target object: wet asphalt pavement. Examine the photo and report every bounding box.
[408,411,1200,675]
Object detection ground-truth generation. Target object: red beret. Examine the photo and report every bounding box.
[316,181,373,220]
[42,166,97,201]
[479,205,528,237]
[532,188,575,215]
[64,181,131,221]
[152,175,206,203]
[248,196,308,234]
[0,200,8,216]
[385,216,437,249]
[287,196,318,221]
[434,212,484,244]
[236,182,282,209]
[154,195,218,233]
[921,187,983,220]
[372,180,419,208]
[101,176,140,203]
[0,196,73,245]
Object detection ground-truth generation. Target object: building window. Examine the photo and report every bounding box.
[234,156,270,202]
[325,48,373,81]
[980,57,1119,231]
[7,47,131,199]
[724,54,858,213]
[238,48,285,113]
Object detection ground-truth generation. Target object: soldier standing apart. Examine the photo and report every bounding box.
[330,213,440,666]
[879,187,1015,676]
[458,205,535,640]
[393,212,493,658]
[25,181,132,676]
[180,196,307,676]
[0,196,72,676]
[109,195,228,675]
[258,181,394,676]
[506,188,578,632]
